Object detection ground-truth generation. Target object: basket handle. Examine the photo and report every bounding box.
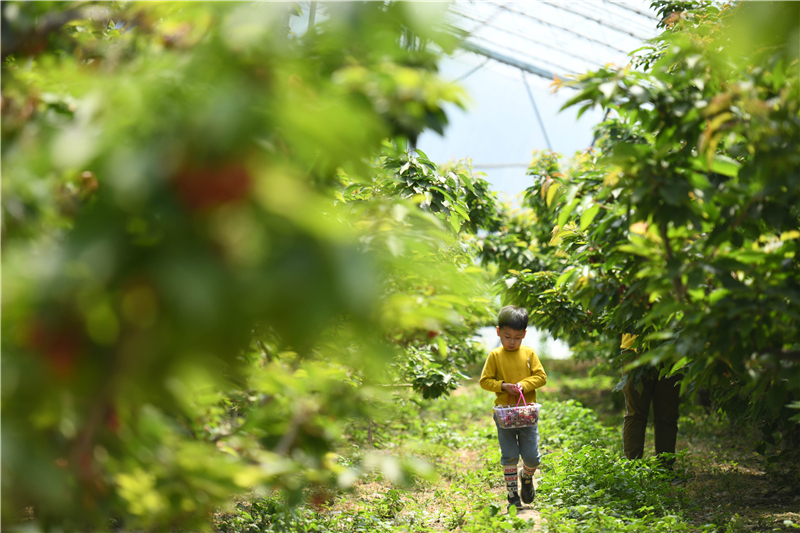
[514,384,527,407]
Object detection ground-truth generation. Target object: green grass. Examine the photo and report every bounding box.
[214,358,800,533]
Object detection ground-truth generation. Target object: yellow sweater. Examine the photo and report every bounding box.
[479,345,547,406]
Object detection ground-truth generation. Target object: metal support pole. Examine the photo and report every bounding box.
[461,41,554,80]
[454,58,490,82]
[604,0,659,21]
[489,2,630,54]
[521,71,552,152]
[307,1,317,33]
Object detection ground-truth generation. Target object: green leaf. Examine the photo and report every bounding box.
[710,156,740,177]
[670,356,690,375]
[687,172,712,189]
[546,183,562,208]
[616,244,655,258]
[580,204,602,230]
[429,186,455,205]
[690,155,740,177]
[436,336,448,357]
[644,331,675,341]
[733,250,765,264]
[452,203,471,221]
[448,215,462,234]
[556,270,575,288]
[557,198,581,228]
[708,289,730,305]
[458,172,475,195]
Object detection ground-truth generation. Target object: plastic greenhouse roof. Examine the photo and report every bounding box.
[447,0,662,83]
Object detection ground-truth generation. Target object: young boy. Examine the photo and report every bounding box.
[479,305,547,511]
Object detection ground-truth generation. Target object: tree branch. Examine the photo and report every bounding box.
[729,195,760,231]
[273,408,306,456]
[660,220,687,302]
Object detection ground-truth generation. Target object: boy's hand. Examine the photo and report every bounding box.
[501,383,522,398]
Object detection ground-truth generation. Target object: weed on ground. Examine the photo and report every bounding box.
[213,358,799,532]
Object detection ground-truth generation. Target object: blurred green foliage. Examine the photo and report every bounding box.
[0,2,503,530]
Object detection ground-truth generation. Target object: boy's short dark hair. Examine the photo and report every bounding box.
[497,305,528,331]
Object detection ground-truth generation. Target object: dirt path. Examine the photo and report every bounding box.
[515,506,541,524]
[504,479,544,531]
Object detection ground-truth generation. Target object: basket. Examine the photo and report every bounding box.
[493,385,540,429]
[493,403,541,429]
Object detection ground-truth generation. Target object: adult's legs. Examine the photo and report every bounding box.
[653,374,681,467]
[622,373,654,460]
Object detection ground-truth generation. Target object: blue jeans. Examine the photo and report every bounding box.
[493,413,541,467]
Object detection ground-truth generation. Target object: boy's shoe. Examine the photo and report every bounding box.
[520,473,535,504]
[507,492,523,512]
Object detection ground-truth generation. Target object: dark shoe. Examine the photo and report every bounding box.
[507,492,522,512]
[520,473,535,503]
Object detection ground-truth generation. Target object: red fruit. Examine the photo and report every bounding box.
[427,330,438,339]
[173,163,252,211]
[79,451,93,477]
[106,407,120,433]
[28,319,83,380]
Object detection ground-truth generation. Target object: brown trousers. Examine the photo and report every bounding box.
[622,373,680,464]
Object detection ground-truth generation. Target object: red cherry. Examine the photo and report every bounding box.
[106,407,120,433]
[28,319,83,380]
[173,163,252,211]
